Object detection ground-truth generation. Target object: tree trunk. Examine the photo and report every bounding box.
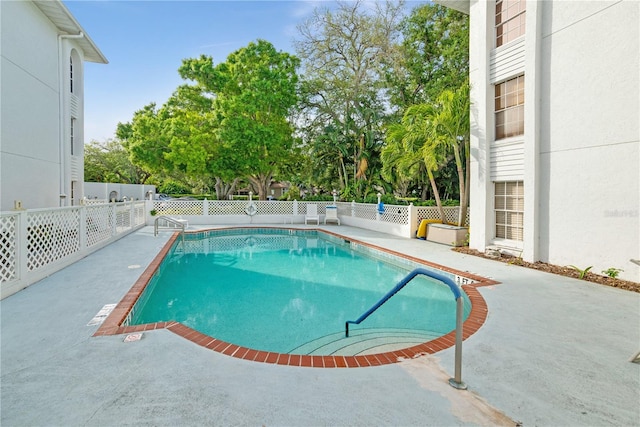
[248,172,273,200]
[339,153,348,190]
[427,168,447,224]
[214,177,239,200]
[459,140,471,226]
[451,142,466,226]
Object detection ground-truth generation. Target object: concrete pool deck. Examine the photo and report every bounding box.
[1,225,638,426]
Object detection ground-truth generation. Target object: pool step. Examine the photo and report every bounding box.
[289,328,441,356]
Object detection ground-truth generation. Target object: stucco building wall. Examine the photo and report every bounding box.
[447,0,639,281]
[1,0,106,211]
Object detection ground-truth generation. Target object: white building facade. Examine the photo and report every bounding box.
[440,0,639,281]
[1,0,107,211]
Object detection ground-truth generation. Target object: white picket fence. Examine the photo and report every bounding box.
[0,199,467,299]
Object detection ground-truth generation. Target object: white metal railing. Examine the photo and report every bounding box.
[154,215,186,236]
[0,201,146,299]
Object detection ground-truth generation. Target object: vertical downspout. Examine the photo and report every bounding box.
[57,32,84,206]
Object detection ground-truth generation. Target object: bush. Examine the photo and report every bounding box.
[281,185,301,201]
[303,194,334,202]
[158,180,191,195]
[363,193,396,204]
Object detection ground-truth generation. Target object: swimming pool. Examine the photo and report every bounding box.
[125,228,474,355]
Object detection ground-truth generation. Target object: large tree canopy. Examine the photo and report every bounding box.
[179,40,300,200]
[117,40,300,200]
[84,138,151,184]
[295,0,405,198]
[384,2,469,110]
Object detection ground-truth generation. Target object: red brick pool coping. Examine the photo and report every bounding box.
[94,227,498,367]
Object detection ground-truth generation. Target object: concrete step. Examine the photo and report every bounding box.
[290,328,441,356]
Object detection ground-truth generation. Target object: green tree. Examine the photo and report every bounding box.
[161,84,238,199]
[116,104,173,177]
[380,124,422,198]
[429,83,471,225]
[379,2,469,207]
[84,138,151,184]
[295,0,404,198]
[179,40,300,200]
[384,2,469,110]
[385,105,449,223]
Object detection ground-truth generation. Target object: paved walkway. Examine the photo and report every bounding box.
[1,225,638,426]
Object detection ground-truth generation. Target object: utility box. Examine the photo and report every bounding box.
[427,223,468,246]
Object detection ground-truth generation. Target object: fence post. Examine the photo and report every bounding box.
[408,203,417,239]
[129,201,134,230]
[17,210,28,285]
[79,205,87,251]
[351,200,355,217]
[111,202,117,236]
[293,200,298,216]
[203,198,209,216]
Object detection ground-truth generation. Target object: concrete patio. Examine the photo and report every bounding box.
[1,225,638,426]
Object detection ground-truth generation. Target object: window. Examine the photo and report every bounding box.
[70,56,74,93]
[70,118,76,155]
[495,75,524,139]
[495,0,526,47]
[494,181,524,241]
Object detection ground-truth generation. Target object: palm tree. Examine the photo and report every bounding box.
[380,125,418,197]
[430,83,470,225]
[383,105,449,223]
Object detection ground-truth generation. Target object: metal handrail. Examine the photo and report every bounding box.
[345,267,467,389]
[154,215,186,237]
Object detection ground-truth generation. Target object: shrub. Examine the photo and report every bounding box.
[303,194,334,202]
[158,180,191,195]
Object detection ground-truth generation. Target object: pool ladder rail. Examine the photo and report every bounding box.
[345,267,467,390]
[153,216,187,243]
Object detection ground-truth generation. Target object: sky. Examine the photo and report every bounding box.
[64,0,328,144]
[65,0,427,144]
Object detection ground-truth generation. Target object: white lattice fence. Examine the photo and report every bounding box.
[415,206,469,227]
[84,199,108,205]
[115,204,132,230]
[86,205,113,247]
[353,203,377,221]
[153,201,203,216]
[254,201,294,215]
[416,206,441,222]
[134,203,145,226]
[0,215,17,282]
[336,203,351,216]
[207,201,246,216]
[299,201,335,214]
[379,205,410,225]
[1,201,146,299]
[27,209,81,270]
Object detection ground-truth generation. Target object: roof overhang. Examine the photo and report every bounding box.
[434,0,470,15]
[33,0,108,64]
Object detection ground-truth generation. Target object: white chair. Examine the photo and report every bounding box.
[305,204,320,225]
[324,205,340,225]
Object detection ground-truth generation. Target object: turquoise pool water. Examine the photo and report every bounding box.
[130,229,471,354]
